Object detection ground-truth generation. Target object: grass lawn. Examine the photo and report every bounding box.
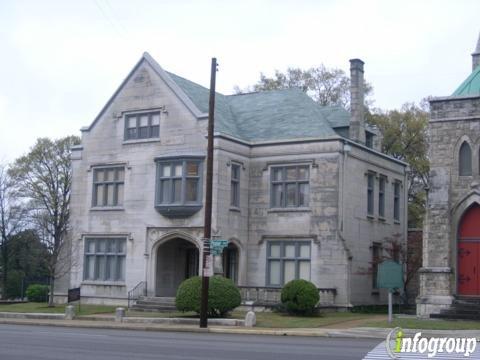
[363,318,480,330]
[0,302,116,316]
[126,310,376,328]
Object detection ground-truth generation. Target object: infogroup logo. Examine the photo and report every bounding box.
[363,328,479,359]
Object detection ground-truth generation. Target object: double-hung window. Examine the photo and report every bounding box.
[125,112,160,140]
[92,167,125,207]
[155,158,203,216]
[267,241,311,286]
[271,165,309,208]
[230,163,240,207]
[372,242,381,289]
[84,237,126,282]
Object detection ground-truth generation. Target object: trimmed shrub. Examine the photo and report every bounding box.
[176,275,241,318]
[280,279,319,315]
[26,284,49,302]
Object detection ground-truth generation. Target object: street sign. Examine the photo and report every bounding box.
[67,287,80,303]
[203,255,214,277]
[377,260,403,290]
[211,239,228,256]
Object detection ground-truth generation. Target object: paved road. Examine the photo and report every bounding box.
[0,324,380,360]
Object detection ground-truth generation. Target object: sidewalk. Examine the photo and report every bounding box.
[0,315,479,340]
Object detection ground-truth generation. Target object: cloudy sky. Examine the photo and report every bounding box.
[0,0,479,162]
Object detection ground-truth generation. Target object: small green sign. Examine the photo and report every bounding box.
[211,239,228,256]
[377,260,403,290]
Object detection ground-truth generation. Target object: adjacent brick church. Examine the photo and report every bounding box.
[58,53,407,307]
[418,33,480,317]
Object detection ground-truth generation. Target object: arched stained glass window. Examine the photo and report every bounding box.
[459,141,472,176]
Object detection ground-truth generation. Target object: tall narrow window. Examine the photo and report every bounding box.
[378,176,386,218]
[394,181,401,222]
[270,165,309,208]
[92,167,125,207]
[459,141,472,176]
[367,173,375,216]
[230,163,240,207]
[372,243,381,289]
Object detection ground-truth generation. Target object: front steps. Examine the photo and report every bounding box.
[430,297,480,320]
[130,296,177,312]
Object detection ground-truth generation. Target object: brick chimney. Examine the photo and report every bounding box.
[349,59,365,144]
[472,32,480,71]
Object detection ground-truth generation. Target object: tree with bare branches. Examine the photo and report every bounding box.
[9,136,80,306]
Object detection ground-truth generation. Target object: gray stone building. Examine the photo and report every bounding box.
[60,53,408,307]
[417,33,480,317]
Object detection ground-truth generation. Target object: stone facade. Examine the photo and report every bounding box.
[418,33,480,317]
[59,53,407,307]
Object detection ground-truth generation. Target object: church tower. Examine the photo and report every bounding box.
[418,31,480,318]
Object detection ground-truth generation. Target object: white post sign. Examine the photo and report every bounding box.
[203,254,214,277]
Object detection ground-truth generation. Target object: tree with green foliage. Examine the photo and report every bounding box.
[236,65,373,108]
[0,164,27,299]
[368,103,430,227]
[9,136,80,306]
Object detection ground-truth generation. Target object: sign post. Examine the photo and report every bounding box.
[67,287,81,314]
[376,260,403,323]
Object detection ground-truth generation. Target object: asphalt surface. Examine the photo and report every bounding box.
[0,324,381,360]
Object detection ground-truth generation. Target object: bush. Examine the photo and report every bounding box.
[26,284,49,302]
[176,275,241,317]
[280,279,319,315]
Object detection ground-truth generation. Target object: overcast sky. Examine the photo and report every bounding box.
[0,0,479,162]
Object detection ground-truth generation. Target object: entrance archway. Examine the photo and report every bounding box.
[156,238,199,297]
[458,203,480,296]
[223,243,239,284]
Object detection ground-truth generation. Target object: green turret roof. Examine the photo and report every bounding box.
[452,66,480,97]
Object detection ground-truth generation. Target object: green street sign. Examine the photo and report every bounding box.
[377,260,403,290]
[211,239,228,256]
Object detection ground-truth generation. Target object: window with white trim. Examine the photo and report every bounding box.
[367,173,375,216]
[378,176,386,218]
[125,112,160,140]
[394,181,401,222]
[92,167,125,207]
[84,237,126,281]
[267,241,311,286]
[270,165,309,208]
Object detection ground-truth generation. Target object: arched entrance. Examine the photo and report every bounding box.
[155,238,199,297]
[222,243,239,284]
[458,203,480,296]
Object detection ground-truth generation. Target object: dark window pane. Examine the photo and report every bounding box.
[286,167,297,181]
[186,162,199,176]
[127,128,137,139]
[299,183,309,206]
[286,183,296,206]
[272,184,283,207]
[172,179,182,203]
[138,127,149,139]
[459,142,472,176]
[186,179,198,202]
[161,179,170,203]
[151,125,159,137]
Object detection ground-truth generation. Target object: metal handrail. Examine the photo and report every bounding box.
[127,281,147,309]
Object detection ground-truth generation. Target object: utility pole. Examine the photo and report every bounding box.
[200,57,217,328]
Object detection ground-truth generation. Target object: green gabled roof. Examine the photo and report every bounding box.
[452,66,480,97]
[166,71,343,142]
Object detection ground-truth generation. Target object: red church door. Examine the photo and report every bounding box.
[458,204,480,296]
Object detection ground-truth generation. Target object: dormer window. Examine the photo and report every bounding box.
[125,111,160,140]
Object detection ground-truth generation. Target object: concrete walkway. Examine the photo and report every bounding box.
[0,315,479,340]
